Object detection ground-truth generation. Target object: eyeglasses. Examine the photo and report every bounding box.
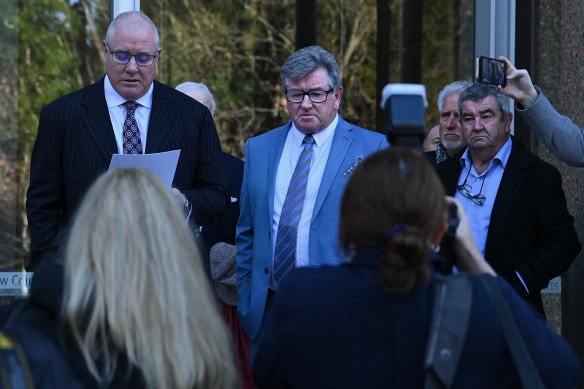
[456,166,487,206]
[106,43,159,67]
[284,89,334,103]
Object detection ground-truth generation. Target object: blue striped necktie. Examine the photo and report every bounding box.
[273,135,315,281]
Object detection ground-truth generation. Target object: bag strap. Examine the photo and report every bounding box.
[424,275,473,389]
[478,275,545,389]
[0,331,35,389]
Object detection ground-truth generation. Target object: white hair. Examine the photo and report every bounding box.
[175,81,217,116]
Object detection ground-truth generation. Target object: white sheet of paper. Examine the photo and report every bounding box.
[108,150,181,187]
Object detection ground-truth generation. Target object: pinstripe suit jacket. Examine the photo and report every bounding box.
[26,77,228,268]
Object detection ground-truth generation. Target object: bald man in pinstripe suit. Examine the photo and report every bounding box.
[25,11,228,268]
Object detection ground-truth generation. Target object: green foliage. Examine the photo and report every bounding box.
[4,0,474,264]
[19,0,80,148]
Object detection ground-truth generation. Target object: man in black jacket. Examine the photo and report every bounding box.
[435,83,581,316]
[26,12,228,269]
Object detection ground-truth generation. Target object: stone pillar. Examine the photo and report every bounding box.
[536,1,584,386]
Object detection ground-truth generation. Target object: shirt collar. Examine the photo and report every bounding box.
[459,136,513,171]
[289,114,339,148]
[104,75,154,109]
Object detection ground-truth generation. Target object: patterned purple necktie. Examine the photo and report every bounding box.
[273,135,315,281]
[122,101,143,154]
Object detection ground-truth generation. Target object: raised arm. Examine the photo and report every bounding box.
[498,56,584,167]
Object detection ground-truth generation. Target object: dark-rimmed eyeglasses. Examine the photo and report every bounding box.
[106,43,159,67]
[456,166,487,206]
[284,89,334,103]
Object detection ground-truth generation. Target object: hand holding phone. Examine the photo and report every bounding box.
[497,56,539,108]
[475,56,507,87]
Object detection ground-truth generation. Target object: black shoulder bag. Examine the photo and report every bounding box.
[423,274,545,389]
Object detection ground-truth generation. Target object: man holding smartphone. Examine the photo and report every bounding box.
[497,56,584,167]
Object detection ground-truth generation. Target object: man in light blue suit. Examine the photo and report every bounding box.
[235,45,388,353]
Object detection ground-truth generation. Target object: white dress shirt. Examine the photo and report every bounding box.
[271,115,338,277]
[104,75,154,154]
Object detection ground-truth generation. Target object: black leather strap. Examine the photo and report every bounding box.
[424,275,473,389]
[479,275,545,389]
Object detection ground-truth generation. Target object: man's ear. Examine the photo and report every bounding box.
[334,87,343,111]
[504,112,513,133]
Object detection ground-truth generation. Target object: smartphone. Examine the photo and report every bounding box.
[475,56,507,87]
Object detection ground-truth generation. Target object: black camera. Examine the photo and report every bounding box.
[380,83,428,149]
[435,203,460,275]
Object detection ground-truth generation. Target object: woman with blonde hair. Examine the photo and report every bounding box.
[3,168,238,388]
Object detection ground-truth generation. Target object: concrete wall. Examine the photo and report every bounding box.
[536,0,584,385]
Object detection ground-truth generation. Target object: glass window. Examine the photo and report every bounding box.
[1,0,476,288]
[0,0,110,293]
[421,0,475,126]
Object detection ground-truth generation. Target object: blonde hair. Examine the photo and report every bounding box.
[63,168,237,389]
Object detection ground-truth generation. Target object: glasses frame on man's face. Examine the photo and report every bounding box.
[284,88,334,104]
[106,43,159,67]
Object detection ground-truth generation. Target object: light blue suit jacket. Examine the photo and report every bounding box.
[235,117,388,339]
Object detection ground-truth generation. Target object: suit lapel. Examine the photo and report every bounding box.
[268,124,291,222]
[145,80,174,153]
[484,139,529,261]
[80,78,118,163]
[437,157,463,197]
[312,119,353,220]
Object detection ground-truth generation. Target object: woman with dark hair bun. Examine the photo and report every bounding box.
[253,147,579,389]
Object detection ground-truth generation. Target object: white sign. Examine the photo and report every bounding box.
[0,272,34,297]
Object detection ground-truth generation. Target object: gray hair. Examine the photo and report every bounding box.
[458,83,511,120]
[175,81,216,116]
[280,45,342,90]
[105,11,160,49]
[437,80,472,111]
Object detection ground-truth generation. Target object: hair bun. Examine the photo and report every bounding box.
[384,224,408,242]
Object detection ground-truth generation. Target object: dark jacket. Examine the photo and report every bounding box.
[253,250,580,388]
[1,259,145,388]
[201,152,244,252]
[26,77,229,268]
[435,138,581,315]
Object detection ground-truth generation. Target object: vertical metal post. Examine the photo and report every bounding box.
[513,0,534,149]
[296,0,318,49]
[376,0,391,132]
[401,0,423,83]
[111,0,141,20]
